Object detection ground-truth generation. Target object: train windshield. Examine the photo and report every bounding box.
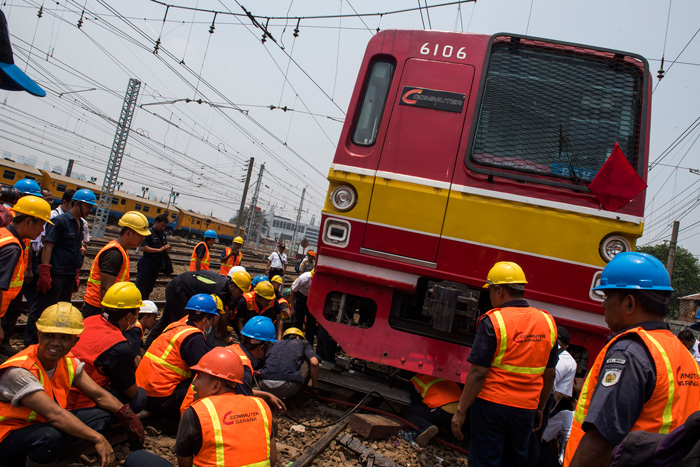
[469,37,646,184]
[352,60,396,146]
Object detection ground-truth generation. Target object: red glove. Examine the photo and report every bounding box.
[115,404,144,448]
[37,264,52,294]
[73,271,80,293]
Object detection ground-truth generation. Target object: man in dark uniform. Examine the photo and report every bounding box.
[135,214,172,300]
[145,269,251,349]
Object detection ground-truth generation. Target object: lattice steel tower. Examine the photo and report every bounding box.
[92,78,141,238]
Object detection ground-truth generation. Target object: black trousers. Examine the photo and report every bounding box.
[1,276,37,344]
[145,378,192,418]
[291,293,317,344]
[25,272,76,346]
[80,302,102,319]
[0,406,112,465]
[135,257,160,301]
[316,325,337,363]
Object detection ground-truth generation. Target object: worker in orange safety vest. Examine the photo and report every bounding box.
[563,252,700,467]
[451,261,558,466]
[407,374,463,447]
[82,211,151,318]
[219,235,243,275]
[189,229,217,271]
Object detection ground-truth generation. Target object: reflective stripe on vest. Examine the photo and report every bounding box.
[0,345,78,443]
[477,306,556,410]
[190,242,210,271]
[84,241,130,307]
[219,248,242,275]
[410,375,462,409]
[244,292,271,315]
[67,315,127,409]
[0,228,28,317]
[563,327,700,466]
[136,322,203,397]
[192,394,272,467]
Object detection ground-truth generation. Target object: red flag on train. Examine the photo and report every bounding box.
[589,143,646,211]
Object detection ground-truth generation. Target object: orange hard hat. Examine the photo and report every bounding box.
[190,347,244,384]
[307,250,316,257]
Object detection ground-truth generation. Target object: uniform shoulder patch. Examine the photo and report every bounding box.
[601,369,622,387]
[606,358,626,365]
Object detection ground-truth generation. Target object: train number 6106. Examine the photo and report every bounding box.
[420,43,467,59]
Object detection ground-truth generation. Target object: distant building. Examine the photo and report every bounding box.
[265,212,318,248]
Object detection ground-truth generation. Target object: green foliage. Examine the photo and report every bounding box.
[635,244,700,319]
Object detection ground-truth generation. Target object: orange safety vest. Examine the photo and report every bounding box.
[84,241,130,307]
[135,321,204,397]
[191,393,272,467]
[180,343,255,416]
[190,242,210,271]
[410,374,462,409]
[476,306,556,410]
[277,298,290,319]
[243,292,272,316]
[67,315,128,409]
[219,247,242,276]
[0,227,28,317]
[563,327,700,466]
[0,345,78,443]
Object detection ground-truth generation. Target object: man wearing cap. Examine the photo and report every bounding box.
[0,196,52,345]
[68,282,147,414]
[82,211,151,318]
[135,214,172,300]
[266,243,287,279]
[564,252,700,467]
[451,261,558,467]
[136,294,220,418]
[298,250,315,274]
[219,236,244,275]
[27,189,97,346]
[190,230,217,271]
[145,268,252,349]
[0,302,144,466]
[124,300,159,358]
[236,280,283,340]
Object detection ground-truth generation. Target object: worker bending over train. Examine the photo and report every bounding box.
[564,253,700,466]
[407,374,463,447]
[145,268,251,348]
[451,261,558,467]
[67,282,147,413]
[189,229,217,271]
[219,235,244,275]
[0,303,143,466]
[125,347,276,467]
[135,294,218,419]
[235,280,283,340]
[82,211,151,318]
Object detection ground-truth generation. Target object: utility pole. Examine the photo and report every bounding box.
[234,157,254,237]
[667,220,680,276]
[65,159,74,177]
[291,187,306,253]
[245,163,265,246]
[92,78,141,238]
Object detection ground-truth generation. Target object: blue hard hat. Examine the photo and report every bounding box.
[204,229,218,239]
[13,178,41,196]
[240,315,277,342]
[185,293,219,315]
[593,252,674,292]
[251,275,269,288]
[72,189,98,207]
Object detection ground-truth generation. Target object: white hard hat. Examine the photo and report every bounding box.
[227,265,247,277]
[139,300,159,314]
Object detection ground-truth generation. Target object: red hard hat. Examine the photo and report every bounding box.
[190,347,244,384]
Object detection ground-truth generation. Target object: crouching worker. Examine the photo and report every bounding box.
[136,294,218,418]
[407,374,463,447]
[259,327,320,399]
[0,303,144,466]
[125,347,277,467]
[68,282,147,413]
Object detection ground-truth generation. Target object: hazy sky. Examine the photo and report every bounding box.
[1,0,699,253]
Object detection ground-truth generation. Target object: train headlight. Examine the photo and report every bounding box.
[330,185,357,211]
[600,236,630,262]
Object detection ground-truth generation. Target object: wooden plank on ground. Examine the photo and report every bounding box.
[348,413,404,439]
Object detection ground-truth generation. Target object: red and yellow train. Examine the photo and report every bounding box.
[309,31,651,381]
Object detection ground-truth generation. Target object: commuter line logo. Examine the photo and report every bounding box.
[399,86,465,113]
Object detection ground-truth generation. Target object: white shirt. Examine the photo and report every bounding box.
[692,340,700,366]
[51,206,90,243]
[554,349,577,397]
[542,410,574,465]
[268,250,287,269]
[292,271,313,297]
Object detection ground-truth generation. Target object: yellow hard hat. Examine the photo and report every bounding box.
[483,261,528,289]
[210,294,225,315]
[283,327,305,339]
[101,282,145,309]
[119,211,151,236]
[11,195,53,224]
[270,275,283,284]
[255,281,276,300]
[36,302,84,335]
[230,270,252,292]
[233,236,244,245]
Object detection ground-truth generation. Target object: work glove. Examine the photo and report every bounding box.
[37,264,52,294]
[114,404,144,449]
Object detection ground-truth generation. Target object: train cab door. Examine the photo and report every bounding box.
[363,59,474,263]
